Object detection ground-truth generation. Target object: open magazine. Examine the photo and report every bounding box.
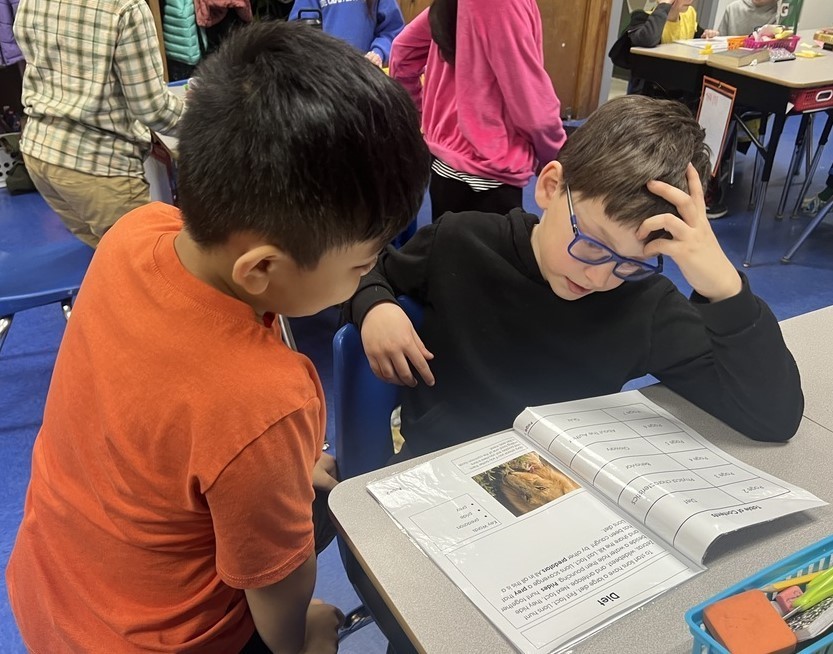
[674,37,730,51]
[367,391,825,654]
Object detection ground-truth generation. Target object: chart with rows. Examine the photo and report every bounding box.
[526,402,791,552]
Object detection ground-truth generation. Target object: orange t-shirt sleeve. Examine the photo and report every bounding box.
[205,400,321,590]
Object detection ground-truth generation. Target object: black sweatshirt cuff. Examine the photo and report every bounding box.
[350,285,398,329]
[690,272,760,336]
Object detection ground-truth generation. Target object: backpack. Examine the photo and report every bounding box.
[0,132,35,195]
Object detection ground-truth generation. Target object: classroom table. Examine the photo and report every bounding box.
[329,306,833,653]
[630,32,833,267]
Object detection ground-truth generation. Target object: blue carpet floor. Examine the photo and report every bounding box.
[2,113,833,653]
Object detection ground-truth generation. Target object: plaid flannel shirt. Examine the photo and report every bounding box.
[14,0,184,177]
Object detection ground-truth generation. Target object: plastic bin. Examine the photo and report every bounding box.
[685,535,833,654]
[742,35,802,52]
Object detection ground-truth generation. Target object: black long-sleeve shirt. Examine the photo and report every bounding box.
[346,210,804,456]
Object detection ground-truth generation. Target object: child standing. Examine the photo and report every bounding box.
[628,0,719,47]
[6,22,430,654]
[289,0,405,66]
[347,95,802,459]
[389,0,567,221]
[718,0,779,36]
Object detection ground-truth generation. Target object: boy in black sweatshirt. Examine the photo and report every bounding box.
[346,95,803,457]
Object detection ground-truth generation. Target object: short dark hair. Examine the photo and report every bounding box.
[557,95,711,227]
[177,22,430,267]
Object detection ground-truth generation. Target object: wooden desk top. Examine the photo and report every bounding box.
[632,29,833,89]
[630,42,709,64]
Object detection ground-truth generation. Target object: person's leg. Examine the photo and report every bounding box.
[58,171,150,246]
[23,155,98,247]
[429,171,479,221]
[468,183,523,216]
[21,156,150,247]
[430,171,523,221]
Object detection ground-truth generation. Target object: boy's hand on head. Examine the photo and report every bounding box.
[303,599,344,654]
[637,164,742,303]
[312,453,338,492]
[361,302,435,387]
[365,51,383,67]
[702,29,720,39]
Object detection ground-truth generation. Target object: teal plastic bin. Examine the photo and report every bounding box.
[685,535,833,653]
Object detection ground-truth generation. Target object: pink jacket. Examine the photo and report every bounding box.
[195,0,252,28]
[389,0,566,186]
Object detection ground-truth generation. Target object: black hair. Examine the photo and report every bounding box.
[177,21,430,267]
[429,0,458,64]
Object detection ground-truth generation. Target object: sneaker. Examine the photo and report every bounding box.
[801,194,824,214]
[706,202,729,220]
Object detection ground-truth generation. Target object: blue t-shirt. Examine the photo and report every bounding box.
[289,0,405,64]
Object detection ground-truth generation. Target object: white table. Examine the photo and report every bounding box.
[329,308,833,653]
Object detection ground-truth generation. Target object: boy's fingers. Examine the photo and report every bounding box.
[636,213,688,241]
[407,346,435,386]
[413,332,434,360]
[686,163,705,203]
[646,179,695,212]
[373,358,401,385]
[392,353,417,387]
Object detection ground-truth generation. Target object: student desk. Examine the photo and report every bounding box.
[630,34,833,267]
[329,306,833,653]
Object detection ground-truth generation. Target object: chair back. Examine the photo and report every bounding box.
[332,296,423,479]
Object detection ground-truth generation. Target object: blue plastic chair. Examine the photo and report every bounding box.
[333,296,423,479]
[332,296,423,652]
[0,240,94,353]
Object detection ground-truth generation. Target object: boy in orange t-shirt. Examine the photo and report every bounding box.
[5,22,430,654]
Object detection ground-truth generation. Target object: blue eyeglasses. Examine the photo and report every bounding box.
[565,185,662,282]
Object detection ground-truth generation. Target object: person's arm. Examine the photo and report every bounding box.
[647,279,803,442]
[638,166,802,442]
[627,3,672,47]
[206,402,342,652]
[474,0,566,168]
[388,9,432,114]
[344,220,442,387]
[245,557,342,654]
[368,0,405,65]
[113,1,184,136]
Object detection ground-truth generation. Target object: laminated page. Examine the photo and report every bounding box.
[514,391,827,563]
[368,432,700,654]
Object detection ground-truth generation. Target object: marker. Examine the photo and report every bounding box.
[760,570,827,593]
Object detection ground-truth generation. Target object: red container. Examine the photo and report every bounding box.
[790,85,833,112]
[742,35,801,52]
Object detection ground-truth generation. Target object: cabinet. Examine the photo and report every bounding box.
[397,0,432,24]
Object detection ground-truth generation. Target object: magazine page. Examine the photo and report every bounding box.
[367,432,700,654]
[514,391,827,563]
[674,37,729,51]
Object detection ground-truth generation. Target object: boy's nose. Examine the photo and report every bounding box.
[584,262,617,289]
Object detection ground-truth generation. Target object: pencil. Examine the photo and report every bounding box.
[760,571,826,594]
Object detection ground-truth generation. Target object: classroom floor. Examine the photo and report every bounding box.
[2,114,833,653]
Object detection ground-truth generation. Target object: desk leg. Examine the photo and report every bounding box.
[744,111,787,268]
[790,110,833,219]
[775,115,811,219]
[781,198,833,263]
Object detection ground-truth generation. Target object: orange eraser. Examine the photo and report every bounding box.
[703,590,797,654]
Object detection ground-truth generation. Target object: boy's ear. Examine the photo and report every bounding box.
[534,161,564,211]
[231,245,291,296]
